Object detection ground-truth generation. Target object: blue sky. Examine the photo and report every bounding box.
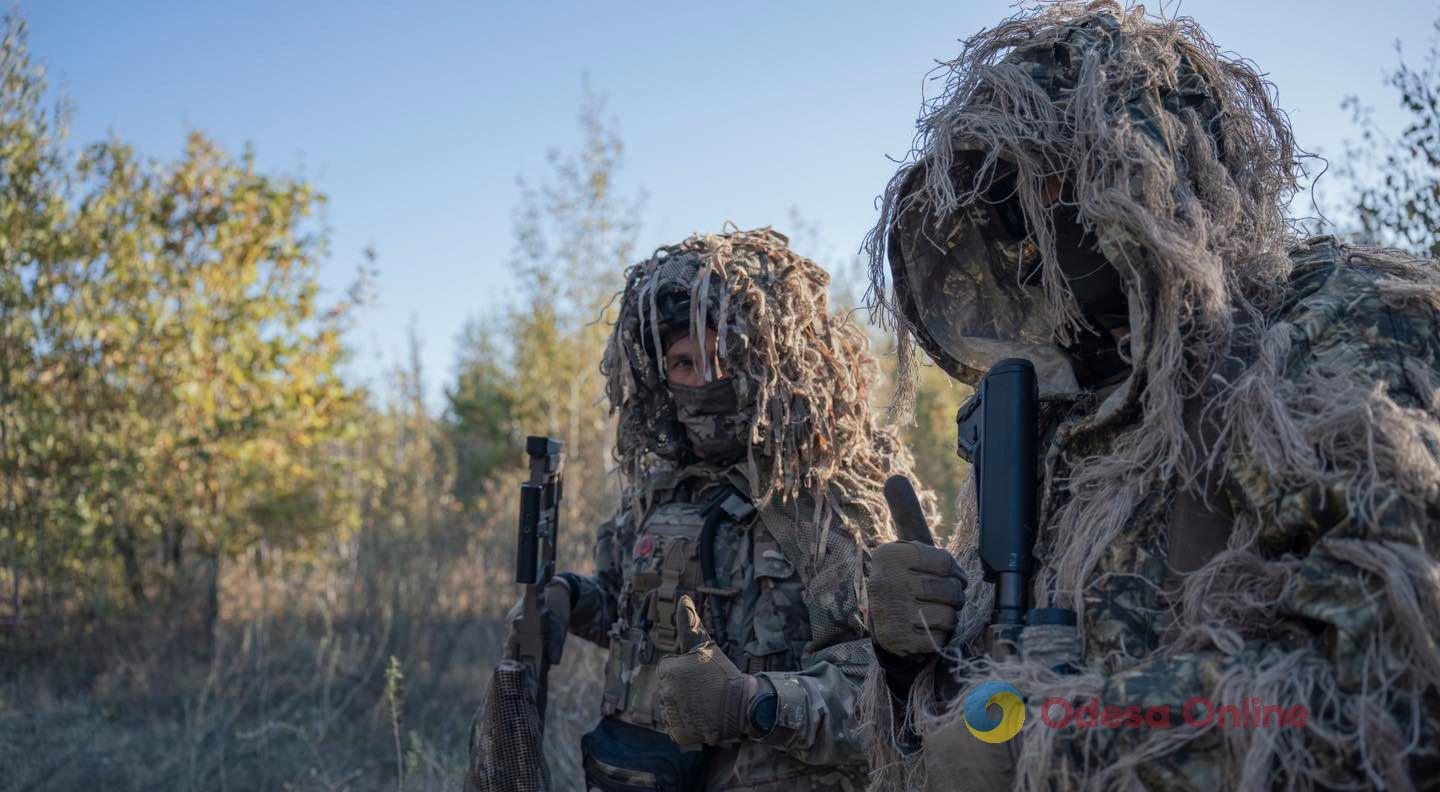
[24,1,1440,405]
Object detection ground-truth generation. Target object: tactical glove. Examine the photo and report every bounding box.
[503,578,573,665]
[924,706,1019,788]
[866,540,966,656]
[656,594,762,748]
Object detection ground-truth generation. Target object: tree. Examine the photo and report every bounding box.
[0,8,364,632]
[0,7,71,623]
[445,86,642,565]
[446,319,522,504]
[1335,18,1440,256]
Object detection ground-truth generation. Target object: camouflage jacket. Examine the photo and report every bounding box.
[565,461,873,791]
[888,238,1440,790]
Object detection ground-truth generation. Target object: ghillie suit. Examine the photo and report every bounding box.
[861,3,1440,790]
[602,227,920,544]
[554,227,929,790]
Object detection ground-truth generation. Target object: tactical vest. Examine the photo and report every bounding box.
[601,483,812,730]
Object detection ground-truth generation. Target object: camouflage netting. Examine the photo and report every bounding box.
[602,226,931,551]
[862,2,1440,790]
[469,661,549,792]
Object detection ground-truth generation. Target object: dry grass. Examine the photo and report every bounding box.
[0,490,607,792]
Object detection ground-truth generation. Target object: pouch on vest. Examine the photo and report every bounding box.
[606,503,707,724]
[745,526,810,673]
[580,716,708,792]
[631,503,707,654]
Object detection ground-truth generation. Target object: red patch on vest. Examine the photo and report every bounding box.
[635,534,655,558]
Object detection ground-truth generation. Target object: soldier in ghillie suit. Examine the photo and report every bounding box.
[529,227,925,790]
[859,3,1440,790]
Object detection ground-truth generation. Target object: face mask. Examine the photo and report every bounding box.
[889,156,1133,397]
[668,378,750,464]
[890,197,1080,396]
[1050,204,1128,330]
[1049,204,1133,389]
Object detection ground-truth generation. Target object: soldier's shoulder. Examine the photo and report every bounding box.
[629,462,685,500]
[761,486,865,531]
[1282,235,1440,315]
[1272,235,1440,399]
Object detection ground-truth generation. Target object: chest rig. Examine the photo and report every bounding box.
[603,479,792,729]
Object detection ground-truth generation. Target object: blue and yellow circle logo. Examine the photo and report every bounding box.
[962,680,1026,743]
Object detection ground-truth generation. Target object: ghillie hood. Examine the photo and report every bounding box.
[602,227,923,548]
[866,0,1298,480]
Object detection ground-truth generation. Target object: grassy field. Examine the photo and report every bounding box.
[0,495,608,792]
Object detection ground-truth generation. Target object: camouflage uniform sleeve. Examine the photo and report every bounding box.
[753,504,873,769]
[560,508,632,649]
[1036,256,1440,788]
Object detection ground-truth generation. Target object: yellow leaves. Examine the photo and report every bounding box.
[34,363,59,387]
[178,380,203,403]
[6,98,369,606]
[589,169,609,199]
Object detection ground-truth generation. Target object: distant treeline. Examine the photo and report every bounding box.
[4,0,1436,673]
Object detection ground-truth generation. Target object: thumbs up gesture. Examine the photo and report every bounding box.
[657,595,762,747]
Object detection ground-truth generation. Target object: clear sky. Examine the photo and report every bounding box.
[23,0,1440,405]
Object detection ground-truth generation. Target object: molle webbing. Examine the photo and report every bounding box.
[650,540,693,655]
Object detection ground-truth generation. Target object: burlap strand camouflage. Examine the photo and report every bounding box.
[860,2,1440,790]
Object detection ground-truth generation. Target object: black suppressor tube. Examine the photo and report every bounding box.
[972,358,1039,654]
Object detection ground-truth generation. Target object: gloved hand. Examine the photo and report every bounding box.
[923,708,1019,789]
[866,540,967,656]
[657,595,763,748]
[504,578,573,665]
